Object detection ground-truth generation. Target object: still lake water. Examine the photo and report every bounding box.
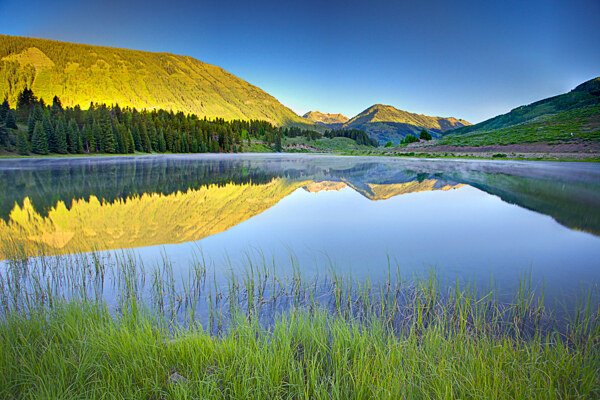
[1,154,599,311]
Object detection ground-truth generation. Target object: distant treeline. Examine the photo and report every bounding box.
[0,88,377,156]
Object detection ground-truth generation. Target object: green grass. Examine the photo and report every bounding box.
[451,79,600,136]
[0,248,599,399]
[442,105,600,146]
[2,301,599,399]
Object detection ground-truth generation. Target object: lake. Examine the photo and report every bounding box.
[1,154,599,324]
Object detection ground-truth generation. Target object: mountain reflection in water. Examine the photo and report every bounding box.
[0,155,599,259]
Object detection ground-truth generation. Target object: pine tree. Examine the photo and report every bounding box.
[148,124,158,151]
[92,121,103,152]
[132,125,142,152]
[68,120,84,154]
[52,95,63,112]
[16,130,29,155]
[67,120,78,153]
[0,125,7,148]
[31,121,49,155]
[43,117,57,153]
[28,105,44,140]
[0,98,9,122]
[82,125,94,153]
[158,130,167,152]
[127,129,135,153]
[55,119,68,154]
[16,87,37,123]
[6,111,17,129]
[98,107,116,153]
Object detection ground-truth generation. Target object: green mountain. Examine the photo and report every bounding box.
[341,104,470,144]
[443,77,600,145]
[0,35,312,127]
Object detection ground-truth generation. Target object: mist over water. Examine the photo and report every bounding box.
[1,154,599,310]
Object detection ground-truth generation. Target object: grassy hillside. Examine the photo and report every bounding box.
[440,104,600,146]
[448,77,600,138]
[0,35,313,127]
[343,104,470,144]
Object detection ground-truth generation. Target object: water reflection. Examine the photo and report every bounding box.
[1,155,599,261]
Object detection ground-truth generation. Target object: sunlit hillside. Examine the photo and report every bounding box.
[0,35,312,127]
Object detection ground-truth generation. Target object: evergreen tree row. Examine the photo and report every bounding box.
[0,88,378,156]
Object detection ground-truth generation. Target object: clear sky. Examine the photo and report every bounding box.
[1,0,598,123]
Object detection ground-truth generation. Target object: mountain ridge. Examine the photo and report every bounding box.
[302,111,349,127]
[342,104,469,144]
[304,104,470,144]
[0,34,315,128]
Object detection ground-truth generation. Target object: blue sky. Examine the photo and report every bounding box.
[1,0,598,123]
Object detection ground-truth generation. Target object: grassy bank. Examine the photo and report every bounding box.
[2,301,599,399]
[0,250,599,399]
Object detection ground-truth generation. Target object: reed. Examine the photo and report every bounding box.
[0,248,598,399]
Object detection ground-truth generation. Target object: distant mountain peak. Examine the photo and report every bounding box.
[302,111,349,125]
[342,104,470,144]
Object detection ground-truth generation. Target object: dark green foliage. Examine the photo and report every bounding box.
[82,125,95,153]
[52,95,62,113]
[15,87,37,123]
[324,128,379,146]
[0,97,9,122]
[28,105,44,140]
[385,141,393,147]
[16,130,29,155]
[97,106,116,153]
[5,88,380,156]
[401,134,419,144]
[419,129,432,141]
[0,125,7,147]
[67,120,81,154]
[31,121,49,155]
[158,130,166,152]
[274,133,282,152]
[5,110,17,129]
[54,119,68,154]
[42,117,56,152]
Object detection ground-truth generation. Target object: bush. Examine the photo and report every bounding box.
[402,134,419,144]
[419,129,432,141]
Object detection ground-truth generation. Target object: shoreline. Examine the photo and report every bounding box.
[1,149,599,163]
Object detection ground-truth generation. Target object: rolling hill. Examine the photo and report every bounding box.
[341,104,470,144]
[0,34,313,127]
[441,77,600,145]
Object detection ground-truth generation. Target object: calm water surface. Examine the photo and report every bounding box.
[1,154,599,310]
